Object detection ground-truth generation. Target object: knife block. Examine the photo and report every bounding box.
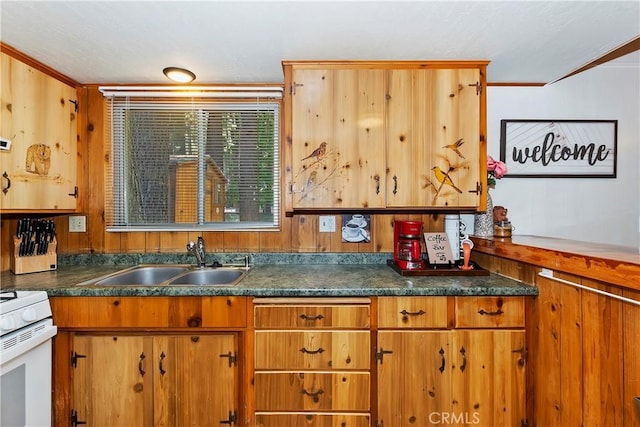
[10,237,57,275]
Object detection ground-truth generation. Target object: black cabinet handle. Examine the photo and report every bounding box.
[400,309,425,317]
[439,347,445,373]
[459,346,467,372]
[159,351,166,375]
[302,388,325,403]
[299,313,324,321]
[478,308,504,316]
[138,352,146,376]
[2,171,10,194]
[300,347,325,355]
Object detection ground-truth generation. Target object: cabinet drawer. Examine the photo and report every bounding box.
[50,296,246,328]
[255,372,369,411]
[454,297,524,328]
[377,297,448,329]
[255,305,370,329]
[256,413,370,427]
[255,331,370,370]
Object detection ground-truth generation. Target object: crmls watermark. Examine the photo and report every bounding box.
[429,412,480,425]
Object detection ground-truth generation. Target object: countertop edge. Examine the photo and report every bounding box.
[2,264,538,297]
[471,235,640,291]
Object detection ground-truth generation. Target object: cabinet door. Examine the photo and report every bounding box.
[73,335,151,427]
[386,68,481,208]
[377,331,452,426]
[0,52,77,210]
[154,334,237,427]
[289,68,386,209]
[451,330,526,427]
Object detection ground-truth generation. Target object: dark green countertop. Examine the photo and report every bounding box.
[1,263,537,297]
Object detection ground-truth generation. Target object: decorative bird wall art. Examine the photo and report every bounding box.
[442,138,465,159]
[431,166,462,194]
[301,141,327,161]
[294,141,345,203]
[425,137,470,204]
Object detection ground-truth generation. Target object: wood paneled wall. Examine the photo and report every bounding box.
[1,86,446,270]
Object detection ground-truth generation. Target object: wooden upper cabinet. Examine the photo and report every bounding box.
[0,52,78,212]
[283,61,487,212]
[288,67,387,209]
[386,68,482,208]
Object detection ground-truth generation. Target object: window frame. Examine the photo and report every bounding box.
[100,86,283,232]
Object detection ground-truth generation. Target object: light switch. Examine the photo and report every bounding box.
[69,215,86,232]
[319,215,336,232]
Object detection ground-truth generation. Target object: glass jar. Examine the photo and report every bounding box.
[494,221,513,237]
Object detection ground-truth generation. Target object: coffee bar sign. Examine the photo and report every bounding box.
[499,120,617,178]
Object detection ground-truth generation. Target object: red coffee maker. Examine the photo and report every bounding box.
[393,220,426,270]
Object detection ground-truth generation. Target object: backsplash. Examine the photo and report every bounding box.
[58,252,392,266]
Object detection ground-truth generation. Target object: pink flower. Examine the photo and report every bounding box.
[493,160,507,179]
[486,156,498,171]
[487,156,507,186]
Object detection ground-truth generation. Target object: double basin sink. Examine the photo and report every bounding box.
[78,264,249,287]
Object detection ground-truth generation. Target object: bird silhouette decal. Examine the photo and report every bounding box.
[442,138,465,159]
[301,142,327,161]
[305,170,318,190]
[432,166,462,193]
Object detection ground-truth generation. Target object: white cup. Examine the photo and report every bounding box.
[351,214,365,226]
[343,222,361,238]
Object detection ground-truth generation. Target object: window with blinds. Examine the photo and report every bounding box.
[100,87,281,231]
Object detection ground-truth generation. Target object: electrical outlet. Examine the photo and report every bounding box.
[69,215,86,232]
[319,215,336,232]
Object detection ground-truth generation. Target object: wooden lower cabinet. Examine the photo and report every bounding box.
[52,295,532,426]
[72,333,238,427]
[50,296,247,427]
[253,298,371,426]
[377,330,525,427]
[376,296,526,427]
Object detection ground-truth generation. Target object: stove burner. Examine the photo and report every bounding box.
[0,291,18,302]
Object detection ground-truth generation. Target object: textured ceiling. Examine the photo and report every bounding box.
[1,1,639,85]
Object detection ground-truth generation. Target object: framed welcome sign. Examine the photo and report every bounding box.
[499,120,617,178]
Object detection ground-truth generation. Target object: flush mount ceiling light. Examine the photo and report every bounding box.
[163,67,196,83]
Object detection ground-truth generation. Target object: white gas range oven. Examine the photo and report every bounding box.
[0,290,58,427]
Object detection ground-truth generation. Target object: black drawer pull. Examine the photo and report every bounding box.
[478,308,504,316]
[300,347,325,355]
[400,309,426,316]
[302,388,325,403]
[299,313,324,321]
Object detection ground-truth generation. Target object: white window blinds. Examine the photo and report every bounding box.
[100,86,282,231]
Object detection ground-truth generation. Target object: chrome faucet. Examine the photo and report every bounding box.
[186,236,206,267]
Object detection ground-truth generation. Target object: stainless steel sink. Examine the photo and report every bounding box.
[93,266,189,286]
[166,268,246,286]
[80,264,249,287]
